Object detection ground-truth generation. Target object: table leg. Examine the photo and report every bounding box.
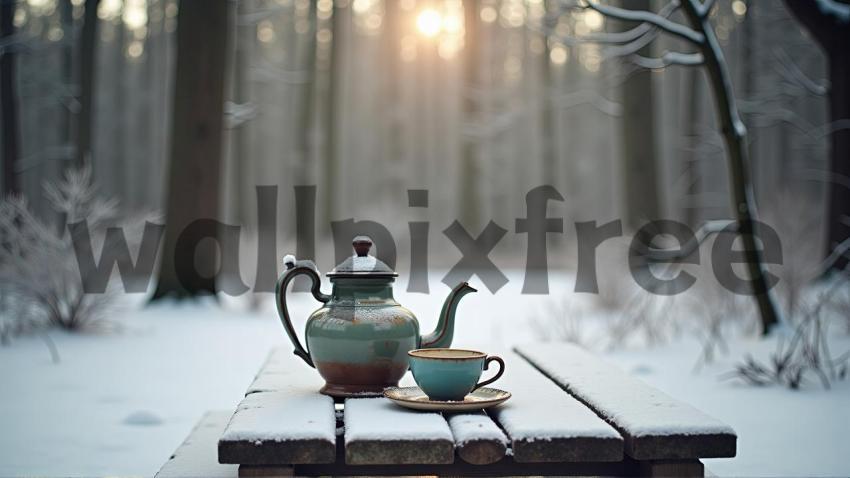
[638,459,704,477]
[238,464,294,477]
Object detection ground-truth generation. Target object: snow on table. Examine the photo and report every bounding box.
[489,350,623,463]
[219,390,335,443]
[516,342,737,460]
[343,397,454,465]
[244,347,321,395]
[218,350,336,465]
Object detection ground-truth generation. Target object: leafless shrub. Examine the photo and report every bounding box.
[725,270,850,390]
[0,165,120,334]
[681,252,758,371]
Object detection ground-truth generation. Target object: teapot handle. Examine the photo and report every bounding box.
[275,257,330,368]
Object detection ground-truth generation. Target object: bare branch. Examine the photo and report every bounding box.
[772,48,829,96]
[697,0,718,18]
[644,220,737,262]
[540,0,681,49]
[601,21,662,59]
[630,51,704,70]
[817,236,850,279]
[582,0,705,45]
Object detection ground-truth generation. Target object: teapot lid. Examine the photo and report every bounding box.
[328,236,397,278]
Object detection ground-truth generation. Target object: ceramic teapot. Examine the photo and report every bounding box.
[276,236,477,397]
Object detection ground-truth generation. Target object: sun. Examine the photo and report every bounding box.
[416,9,442,38]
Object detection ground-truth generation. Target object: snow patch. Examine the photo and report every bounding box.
[123,410,164,426]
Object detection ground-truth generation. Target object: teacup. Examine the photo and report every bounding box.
[408,348,505,401]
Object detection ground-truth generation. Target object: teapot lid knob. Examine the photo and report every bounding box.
[352,236,373,257]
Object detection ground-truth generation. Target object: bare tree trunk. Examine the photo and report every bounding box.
[682,66,702,227]
[323,2,343,230]
[152,0,231,300]
[1,0,20,195]
[825,48,850,272]
[541,0,556,185]
[59,0,73,160]
[681,2,782,334]
[75,0,101,169]
[740,0,759,195]
[381,0,402,189]
[459,0,480,229]
[296,0,317,186]
[782,0,850,273]
[619,0,661,230]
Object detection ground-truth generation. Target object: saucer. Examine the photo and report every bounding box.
[383,386,511,411]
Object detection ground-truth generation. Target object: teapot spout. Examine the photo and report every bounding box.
[419,282,477,349]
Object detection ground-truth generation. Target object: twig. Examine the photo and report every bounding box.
[39,332,61,364]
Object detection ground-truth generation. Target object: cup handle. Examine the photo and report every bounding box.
[472,355,505,391]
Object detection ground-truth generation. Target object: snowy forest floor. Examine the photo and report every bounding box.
[0,271,848,477]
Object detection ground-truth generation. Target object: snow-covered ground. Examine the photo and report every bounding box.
[0,272,848,476]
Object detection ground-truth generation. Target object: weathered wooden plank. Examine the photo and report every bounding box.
[490,351,623,463]
[218,349,337,465]
[156,411,238,478]
[516,343,737,460]
[344,397,454,465]
[446,411,509,465]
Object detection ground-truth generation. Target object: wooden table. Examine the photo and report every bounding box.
[157,343,736,477]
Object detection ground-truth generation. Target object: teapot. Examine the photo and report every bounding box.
[276,235,477,397]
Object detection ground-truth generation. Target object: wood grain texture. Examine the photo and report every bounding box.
[516,343,737,460]
[489,350,623,463]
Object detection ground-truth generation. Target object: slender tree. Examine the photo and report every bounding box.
[558,0,783,333]
[1,0,20,195]
[618,0,661,230]
[152,0,231,300]
[541,0,557,185]
[682,65,703,227]
[295,0,317,186]
[459,0,480,229]
[75,0,101,169]
[323,2,343,229]
[783,0,850,273]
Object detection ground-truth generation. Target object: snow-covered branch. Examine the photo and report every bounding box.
[581,0,705,45]
[536,1,679,49]
[643,220,737,262]
[630,51,704,70]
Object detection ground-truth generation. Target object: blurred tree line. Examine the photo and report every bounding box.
[0,0,842,287]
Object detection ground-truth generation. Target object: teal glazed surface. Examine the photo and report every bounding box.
[275,236,477,397]
[408,350,487,401]
[306,278,419,391]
